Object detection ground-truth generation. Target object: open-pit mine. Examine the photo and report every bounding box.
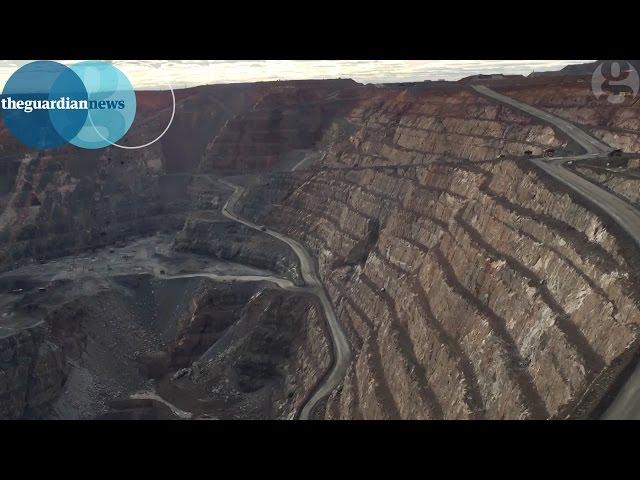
[2,64,640,420]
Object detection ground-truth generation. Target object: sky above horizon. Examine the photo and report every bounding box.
[0,60,591,90]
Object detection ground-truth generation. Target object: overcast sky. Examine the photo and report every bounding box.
[0,60,591,90]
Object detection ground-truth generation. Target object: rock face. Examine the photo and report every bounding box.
[234,85,640,419]
[3,77,640,420]
[317,87,566,168]
[167,287,331,419]
[496,78,640,152]
[200,79,362,174]
[0,271,329,419]
[0,277,171,419]
[0,324,67,419]
[0,151,193,269]
[170,281,265,368]
[174,217,302,285]
[568,156,640,206]
[0,83,304,271]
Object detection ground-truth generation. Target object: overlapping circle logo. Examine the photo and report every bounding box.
[0,60,137,149]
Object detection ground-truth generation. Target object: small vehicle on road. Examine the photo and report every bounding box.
[260,226,267,232]
[609,149,623,157]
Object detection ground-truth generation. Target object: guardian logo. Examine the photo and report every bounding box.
[591,60,639,105]
[0,60,137,149]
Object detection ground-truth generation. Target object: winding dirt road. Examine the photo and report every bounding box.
[471,85,611,154]
[219,178,352,420]
[471,84,640,419]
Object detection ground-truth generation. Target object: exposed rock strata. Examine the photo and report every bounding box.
[0,83,291,271]
[200,79,363,174]
[3,79,640,420]
[166,288,331,419]
[0,324,67,419]
[317,88,566,169]
[497,80,640,152]
[569,157,640,206]
[174,217,302,284]
[234,87,640,419]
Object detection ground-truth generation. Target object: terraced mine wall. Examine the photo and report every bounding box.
[496,79,640,152]
[568,157,640,207]
[234,86,640,419]
[4,79,640,420]
[0,152,193,270]
[0,81,362,272]
[200,79,363,174]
